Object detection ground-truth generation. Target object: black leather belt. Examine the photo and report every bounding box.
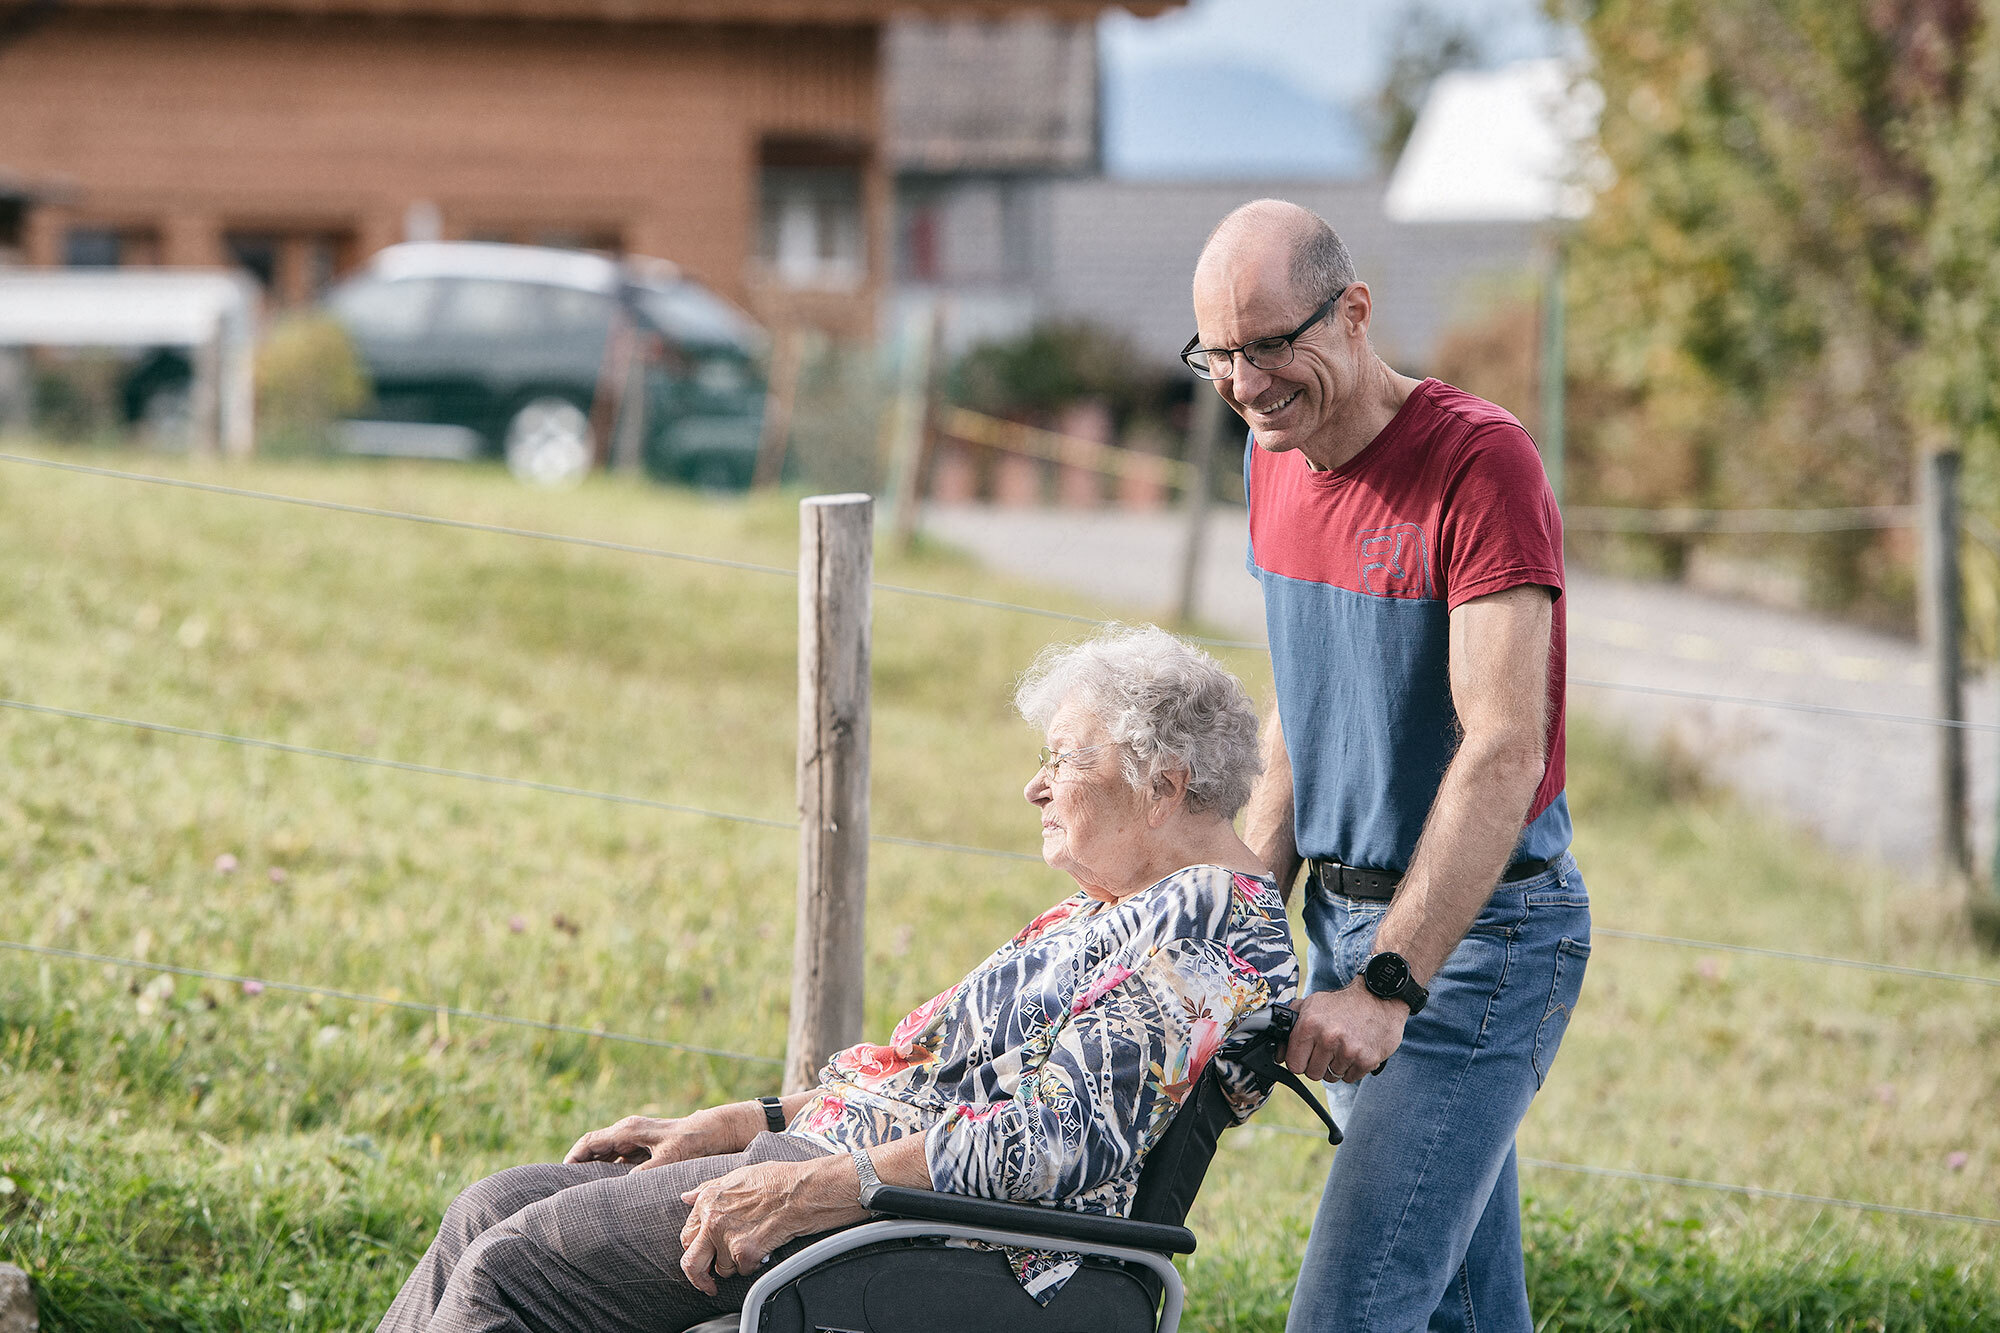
[1307,856,1556,902]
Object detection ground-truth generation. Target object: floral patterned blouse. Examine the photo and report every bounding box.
[786,864,1298,1300]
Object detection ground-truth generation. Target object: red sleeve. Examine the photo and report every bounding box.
[1436,424,1564,611]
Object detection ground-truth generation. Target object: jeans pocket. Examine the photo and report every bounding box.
[1532,936,1591,1088]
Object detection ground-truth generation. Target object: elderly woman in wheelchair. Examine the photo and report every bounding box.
[377,626,1302,1333]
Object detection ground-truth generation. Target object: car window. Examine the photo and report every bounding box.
[542,285,615,339]
[329,277,442,340]
[435,279,548,339]
[634,281,763,350]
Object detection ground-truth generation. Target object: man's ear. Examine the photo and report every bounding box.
[1340,281,1374,340]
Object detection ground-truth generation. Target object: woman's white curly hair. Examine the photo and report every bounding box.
[1014,624,1263,818]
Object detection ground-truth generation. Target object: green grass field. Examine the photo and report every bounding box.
[0,447,1995,1331]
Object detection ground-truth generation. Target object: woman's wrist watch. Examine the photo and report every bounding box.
[851,1147,882,1206]
[757,1095,787,1134]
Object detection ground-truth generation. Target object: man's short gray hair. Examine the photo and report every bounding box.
[1290,211,1356,306]
[1203,198,1358,308]
[1015,625,1263,818]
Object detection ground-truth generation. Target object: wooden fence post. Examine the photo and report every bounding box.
[785,493,873,1093]
[885,302,942,551]
[0,1262,35,1333]
[1176,388,1225,625]
[1921,449,1969,879]
[754,328,805,490]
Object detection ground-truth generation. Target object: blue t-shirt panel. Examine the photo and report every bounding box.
[1257,567,1454,870]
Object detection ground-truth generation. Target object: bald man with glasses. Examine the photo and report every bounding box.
[1188,199,1590,1333]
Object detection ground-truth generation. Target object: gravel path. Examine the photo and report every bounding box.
[921,502,1998,874]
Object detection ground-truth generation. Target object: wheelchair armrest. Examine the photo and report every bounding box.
[860,1185,1198,1256]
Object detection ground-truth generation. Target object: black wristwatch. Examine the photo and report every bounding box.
[1363,951,1429,1016]
[758,1095,787,1133]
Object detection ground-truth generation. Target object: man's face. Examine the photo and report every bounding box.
[1191,239,1354,461]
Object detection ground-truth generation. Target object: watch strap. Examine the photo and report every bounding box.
[757,1095,787,1134]
[851,1147,883,1206]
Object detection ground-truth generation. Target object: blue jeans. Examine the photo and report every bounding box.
[1285,853,1591,1333]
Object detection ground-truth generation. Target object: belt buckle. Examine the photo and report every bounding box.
[1316,859,1396,902]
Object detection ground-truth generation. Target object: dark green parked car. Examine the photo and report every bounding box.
[326,242,768,487]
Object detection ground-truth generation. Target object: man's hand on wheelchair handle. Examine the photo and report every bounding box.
[1282,984,1406,1084]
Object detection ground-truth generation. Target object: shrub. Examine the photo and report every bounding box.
[29,350,126,443]
[948,320,1162,421]
[255,313,369,454]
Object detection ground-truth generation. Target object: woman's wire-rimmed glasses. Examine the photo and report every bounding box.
[1038,743,1107,777]
[1180,287,1346,381]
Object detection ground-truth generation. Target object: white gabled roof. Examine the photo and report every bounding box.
[0,269,257,345]
[1385,59,1606,224]
[368,241,625,293]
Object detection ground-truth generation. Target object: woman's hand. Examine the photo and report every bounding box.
[677,1156,870,1295]
[564,1104,759,1172]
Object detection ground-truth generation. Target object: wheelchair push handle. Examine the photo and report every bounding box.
[1237,1004,1342,1146]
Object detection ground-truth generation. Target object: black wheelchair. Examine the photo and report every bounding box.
[690,1005,1338,1333]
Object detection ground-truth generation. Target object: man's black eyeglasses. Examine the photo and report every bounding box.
[1181,287,1347,381]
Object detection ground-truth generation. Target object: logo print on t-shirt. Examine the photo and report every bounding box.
[1357,523,1433,599]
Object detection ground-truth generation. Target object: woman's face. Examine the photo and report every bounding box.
[1024,699,1154,900]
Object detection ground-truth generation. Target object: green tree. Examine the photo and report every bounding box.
[1562,0,1982,608]
[1910,2,2000,516]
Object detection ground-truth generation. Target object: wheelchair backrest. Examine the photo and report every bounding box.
[1128,1005,1340,1228]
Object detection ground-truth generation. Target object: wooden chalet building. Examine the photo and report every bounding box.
[0,0,1169,336]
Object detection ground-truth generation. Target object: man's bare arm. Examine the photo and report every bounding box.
[1242,703,1303,901]
[1282,583,1553,1082]
[1371,584,1553,981]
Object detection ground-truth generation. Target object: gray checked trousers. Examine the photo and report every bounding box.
[377,1132,835,1333]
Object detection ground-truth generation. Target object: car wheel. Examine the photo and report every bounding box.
[504,397,593,488]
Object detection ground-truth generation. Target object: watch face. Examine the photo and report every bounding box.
[1366,952,1410,993]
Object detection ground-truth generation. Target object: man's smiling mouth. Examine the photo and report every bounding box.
[1253,388,1301,416]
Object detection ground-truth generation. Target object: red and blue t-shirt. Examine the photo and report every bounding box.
[1246,378,1569,873]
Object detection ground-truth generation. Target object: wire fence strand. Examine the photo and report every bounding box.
[1595,928,2000,988]
[0,938,781,1065]
[1570,677,2000,733]
[0,697,1038,863]
[0,452,797,578]
[0,696,796,830]
[1565,504,1918,534]
[1514,1158,2000,1229]
[1246,1122,2000,1228]
[0,449,1263,652]
[23,452,1995,698]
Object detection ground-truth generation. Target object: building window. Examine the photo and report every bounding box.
[0,197,26,258]
[224,229,356,307]
[63,226,160,268]
[225,232,281,288]
[758,139,867,290]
